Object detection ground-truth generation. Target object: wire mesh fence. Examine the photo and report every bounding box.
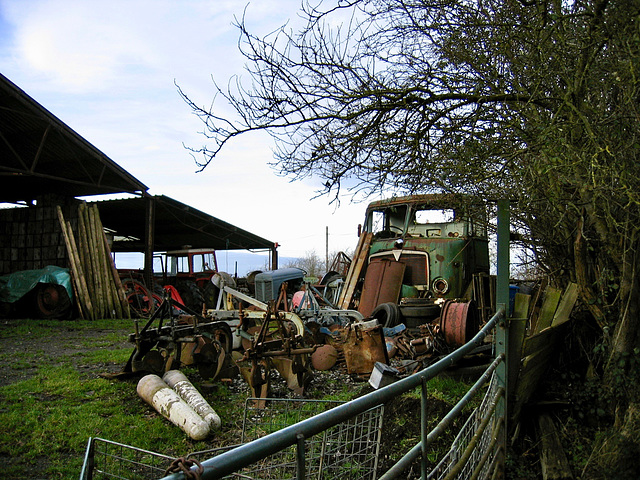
[80,398,384,480]
[80,438,177,480]
[231,397,384,480]
[428,374,501,480]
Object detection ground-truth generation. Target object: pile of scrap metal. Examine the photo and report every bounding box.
[328,194,497,362]
[121,267,386,404]
[121,194,498,402]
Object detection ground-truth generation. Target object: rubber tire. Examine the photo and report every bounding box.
[399,304,441,319]
[176,281,205,313]
[33,283,71,319]
[371,302,401,328]
[203,281,219,309]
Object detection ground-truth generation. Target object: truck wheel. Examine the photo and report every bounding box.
[33,283,71,319]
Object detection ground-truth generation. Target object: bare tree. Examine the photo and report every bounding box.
[283,250,325,278]
[182,1,640,473]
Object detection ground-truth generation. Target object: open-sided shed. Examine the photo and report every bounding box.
[0,73,276,280]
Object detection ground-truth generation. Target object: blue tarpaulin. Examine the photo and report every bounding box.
[0,265,73,303]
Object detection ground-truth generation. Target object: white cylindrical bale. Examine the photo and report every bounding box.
[163,370,221,430]
[137,374,210,440]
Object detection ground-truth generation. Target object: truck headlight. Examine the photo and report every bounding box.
[432,278,449,295]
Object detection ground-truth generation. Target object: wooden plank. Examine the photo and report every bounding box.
[338,232,372,309]
[522,327,559,358]
[517,346,558,401]
[528,278,549,335]
[512,328,562,422]
[513,293,531,319]
[521,342,558,373]
[551,283,579,327]
[536,413,574,480]
[508,317,527,395]
[533,287,562,334]
[528,278,547,333]
[513,360,552,420]
[337,234,366,308]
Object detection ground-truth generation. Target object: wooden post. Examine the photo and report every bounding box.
[57,206,94,320]
[87,204,106,318]
[143,196,155,289]
[77,204,96,306]
[99,215,130,318]
[90,205,114,317]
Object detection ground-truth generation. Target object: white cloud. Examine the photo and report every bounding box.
[0,0,370,264]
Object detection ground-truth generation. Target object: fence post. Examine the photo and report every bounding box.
[494,199,510,473]
[296,433,306,480]
[421,377,428,479]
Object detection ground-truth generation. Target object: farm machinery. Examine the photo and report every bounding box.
[119,248,220,317]
[120,194,495,400]
[121,268,365,401]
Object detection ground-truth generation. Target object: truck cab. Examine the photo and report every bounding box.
[363,194,489,300]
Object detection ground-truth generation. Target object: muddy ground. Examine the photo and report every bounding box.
[0,319,130,387]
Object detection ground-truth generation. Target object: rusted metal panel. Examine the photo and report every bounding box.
[358,258,405,318]
[369,250,429,286]
[342,324,388,374]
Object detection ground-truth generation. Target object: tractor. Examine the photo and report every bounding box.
[153,248,219,311]
[120,248,220,317]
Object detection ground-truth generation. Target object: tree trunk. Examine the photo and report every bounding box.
[587,236,640,479]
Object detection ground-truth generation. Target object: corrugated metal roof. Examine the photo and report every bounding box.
[93,195,274,252]
[0,72,148,203]
[0,74,274,254]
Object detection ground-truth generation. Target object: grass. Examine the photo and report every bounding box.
[0,318,238,479]
[0,318,487,479]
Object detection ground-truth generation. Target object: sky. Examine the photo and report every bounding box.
[0,0,377,274]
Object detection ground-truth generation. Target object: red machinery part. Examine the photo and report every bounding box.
[440,299,479,347]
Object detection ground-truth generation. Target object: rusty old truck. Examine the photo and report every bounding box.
[349,194,493,349]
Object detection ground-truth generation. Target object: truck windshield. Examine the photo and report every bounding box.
[367,205,407,238]
[414,208,455,224]
[366,198,487,239]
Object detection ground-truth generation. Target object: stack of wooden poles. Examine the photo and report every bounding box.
[56,203,130,320]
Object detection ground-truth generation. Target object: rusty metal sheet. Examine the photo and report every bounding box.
[358,258,405,318]
[342,324,388,375]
